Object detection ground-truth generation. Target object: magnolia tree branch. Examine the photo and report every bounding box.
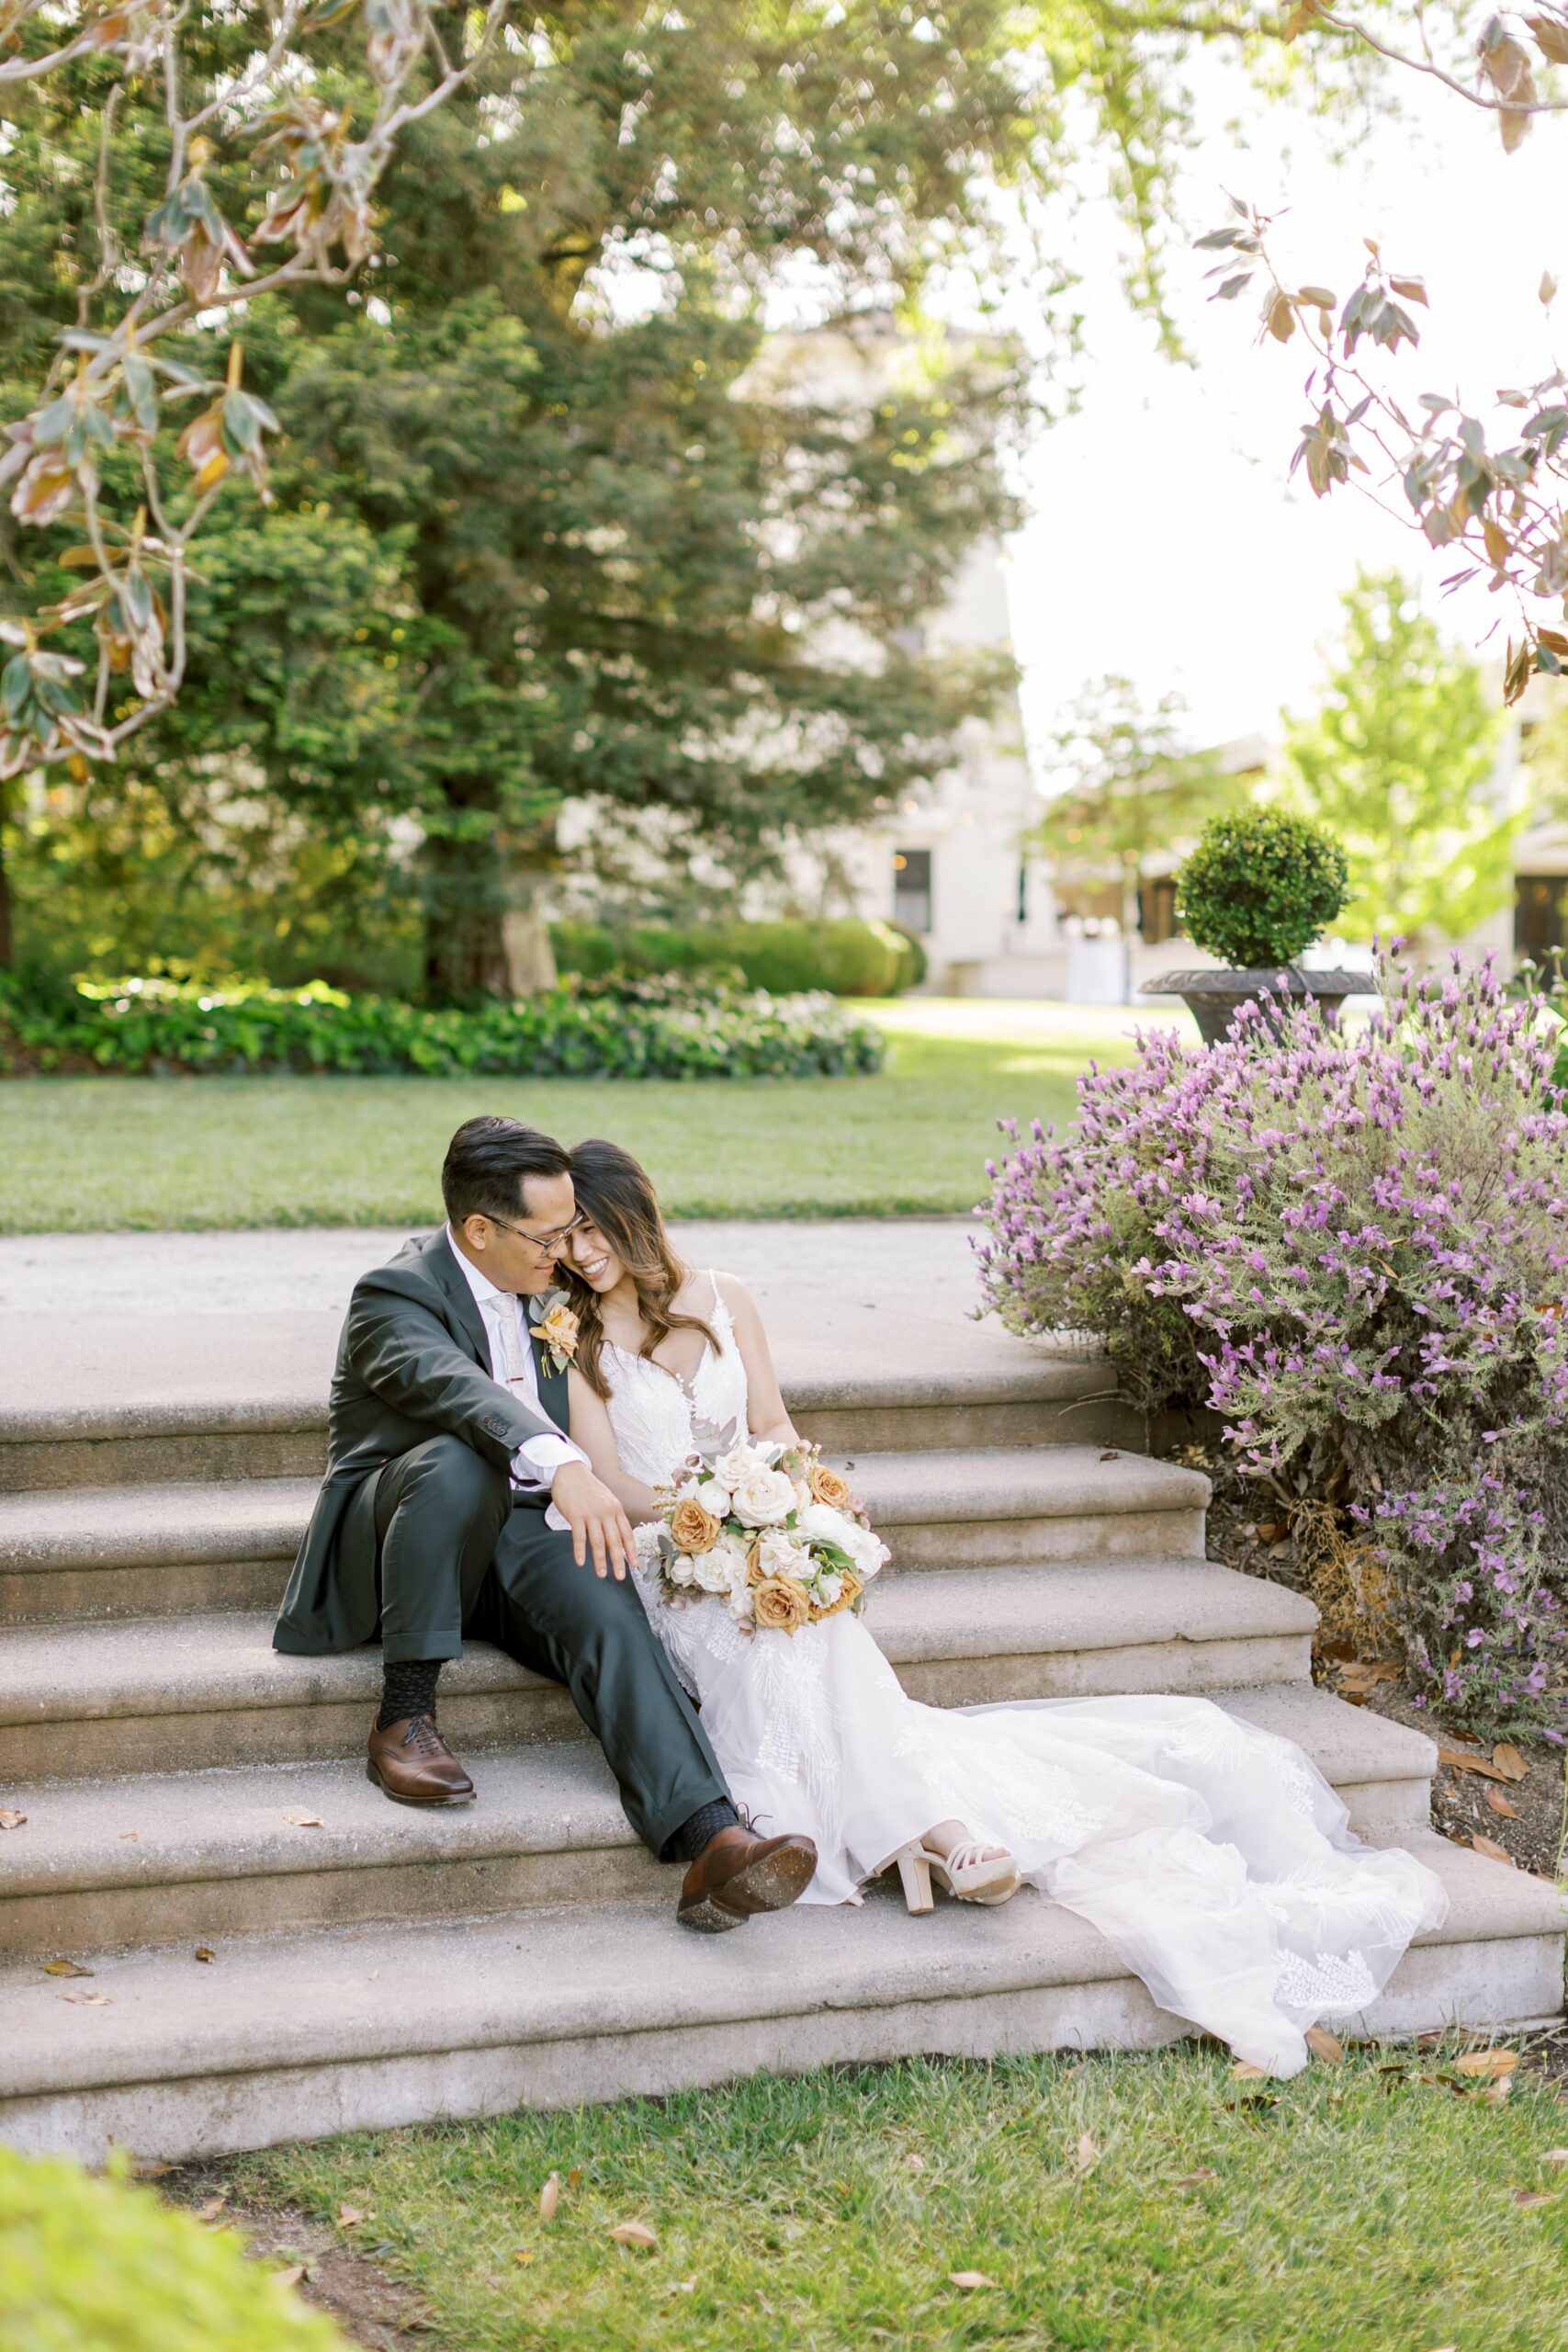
[0,0,518,776]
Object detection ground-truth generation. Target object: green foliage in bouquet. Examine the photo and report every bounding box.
[0,2145,348,2352]
[1176,808,1350,969]
[0,971,886,1080]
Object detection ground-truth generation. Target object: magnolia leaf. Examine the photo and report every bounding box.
[609,2221,658,2249]
[1473,2074,1515,2107]
[62,1990,111,2006]
[272,2264,308,2290]
[0,1809,26,1829]
[44,1959,93,1978]
[1486,1786,1518,1818]
[539,2173,560,2221]
[336,2206,365,2228]
[1454,2047,1519,2079]
[1472,1834,1514,1864]
[1231,2061,1269,2080]
[1438,1747,1508,1781]
[1305,2027,1345,2065]
[196,2195,228,2222]
[1072,2132,1099,2173]
[949,2272,996,2290]
[1491,1743,1529,1781]
[194,1945,217,1962]
[286,1810,324,1827]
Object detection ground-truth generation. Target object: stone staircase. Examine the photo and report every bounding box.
[1,1351,1562,2165]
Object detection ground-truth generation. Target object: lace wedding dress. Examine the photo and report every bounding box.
[607,1278,1448,2076]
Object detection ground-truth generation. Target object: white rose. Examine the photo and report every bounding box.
[715,1442,761,1490]
[755,1527,813,1582]
[726,1582,755,1623]
[693,1544,738,1594]
[842,1524,890,1582]
[694,1478,732,1517]
[795,1501,854,1548]
[669,1555,697,1587]
[729,1464,797,1528]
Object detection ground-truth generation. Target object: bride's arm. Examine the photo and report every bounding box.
[565,1369,661,1521]
[715,1273,800,1446]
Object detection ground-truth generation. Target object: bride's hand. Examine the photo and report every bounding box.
[551,1461,637,1580]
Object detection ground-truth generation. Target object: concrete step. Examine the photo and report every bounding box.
[0,1687,1438,1962]
[0,1557,1312,1781]
[0,1359,1143,1496]
[3,1834,1559,2166]
[0,1448,1208,1624]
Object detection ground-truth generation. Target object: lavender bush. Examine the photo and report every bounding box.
[977,956,1568,1733]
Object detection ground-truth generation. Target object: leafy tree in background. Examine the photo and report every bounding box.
[1032,675,1237,939]
[1,0,1375,997]
[1281,570,1511,945]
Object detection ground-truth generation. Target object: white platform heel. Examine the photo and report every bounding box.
[881,1836,1021,1913]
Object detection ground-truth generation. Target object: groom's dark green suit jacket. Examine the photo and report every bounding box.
[274,1228,567,1655]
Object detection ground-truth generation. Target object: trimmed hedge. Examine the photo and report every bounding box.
[0,969,887,1080]
[0,2145,349,2352]
[1176,808,1350,969]
[552,918,919,998]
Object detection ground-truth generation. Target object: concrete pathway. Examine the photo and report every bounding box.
[0,1219,1080,1418]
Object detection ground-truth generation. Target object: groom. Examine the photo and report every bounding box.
[274,1114,817,1931]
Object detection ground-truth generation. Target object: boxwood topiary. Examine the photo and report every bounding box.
[0,2145,350,2352]
[1175,808,1350,969]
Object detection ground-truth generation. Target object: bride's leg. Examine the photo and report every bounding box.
[923,1818,1011,1866]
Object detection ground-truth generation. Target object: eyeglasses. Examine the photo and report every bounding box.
[482,1210,586,1254]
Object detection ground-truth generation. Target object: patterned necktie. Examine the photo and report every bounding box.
[493,1293,531,1389]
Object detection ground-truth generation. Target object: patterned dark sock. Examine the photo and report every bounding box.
[675,1797,742,1862]
[378,1657,444,1732]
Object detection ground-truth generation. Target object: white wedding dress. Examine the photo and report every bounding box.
[606,1278,1448,2076]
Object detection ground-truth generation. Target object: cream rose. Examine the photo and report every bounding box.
[753,1527,813,1584]
[728,1464,797,1528]
[694,1477,732,1517]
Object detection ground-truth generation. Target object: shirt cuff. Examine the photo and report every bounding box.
[510,1431,586,1492]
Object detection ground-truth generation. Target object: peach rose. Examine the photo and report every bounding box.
[807,1461,853,1510]
[669,1498,723,1555]
[814,1570,862,1621]
[750,1576,811,1634]
[532,1302,580,1365]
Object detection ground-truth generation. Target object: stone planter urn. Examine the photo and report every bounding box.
[1141,965,1370,1047]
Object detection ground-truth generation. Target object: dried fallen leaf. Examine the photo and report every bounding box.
[1510,2188,1554,2208]
[194,1946,216,1963]
[272,2264,308,2290]
[949,2272,996,2290]
[0,1809,26,1830]
[196,2195,228,2222]
[1486,1786,1518,1818]
[609,2221,657,2250]
[132,2159,174,2177]
[1072,2132,1099,2174]
[286,1811,324,1828]
[513,2247,534,2267]
[1455,2047,1520,2079]
[538,2173,560,2222]
[1231,2061,1269,2080]
[904,2154,927,2172]
[1438,1747,1509,1782]
[567,2167,583,2191]
[1472,1835,1515,1866]
[118,1831,138,1842]
[62,1990,110,2006]
[43,1959,92,1978]
[335,2206,364,2229]
[1099,1449,1120,1462]
[1491,1743,1529,1783]
[1175,2168,1218,2187]
[1540,2149,1568,2167]
[1472,2075,1516,2109]
[1305,2027,1345,2065]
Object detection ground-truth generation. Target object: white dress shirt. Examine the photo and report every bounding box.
[444,1226,586,1498]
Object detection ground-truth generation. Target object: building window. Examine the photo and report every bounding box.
[893,847,932,933]
[1138,877,1182,946]
[1516,875,1568,961]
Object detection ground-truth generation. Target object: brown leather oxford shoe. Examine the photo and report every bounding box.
[367,1713,476,1806]
[677,1824,818,1932]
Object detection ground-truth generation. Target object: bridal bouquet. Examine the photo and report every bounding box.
[637,1434,889,1634]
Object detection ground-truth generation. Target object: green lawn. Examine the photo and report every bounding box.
[0,1001,1185,1231]
[227,2043,1568,2352]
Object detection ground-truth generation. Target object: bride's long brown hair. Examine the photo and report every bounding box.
[564,1137,721,1400]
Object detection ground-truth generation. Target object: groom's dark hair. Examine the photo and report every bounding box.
[441,1116,571,1227]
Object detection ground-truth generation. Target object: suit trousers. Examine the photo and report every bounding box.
[356,1431,731,1859]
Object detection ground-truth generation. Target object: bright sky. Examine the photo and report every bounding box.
[1005,54,1568,756]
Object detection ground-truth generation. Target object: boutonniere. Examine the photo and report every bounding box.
[526,1287,580,1374]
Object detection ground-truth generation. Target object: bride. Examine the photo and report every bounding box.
[559,1138,1448,2078]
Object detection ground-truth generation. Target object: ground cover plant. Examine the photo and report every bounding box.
[0,1000,1168,1229]
[0,969,883,1081]
[218,2043,1568,2352]
[977,956,1568,1734]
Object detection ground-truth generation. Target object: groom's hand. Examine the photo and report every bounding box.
[551,1462,637,1581]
